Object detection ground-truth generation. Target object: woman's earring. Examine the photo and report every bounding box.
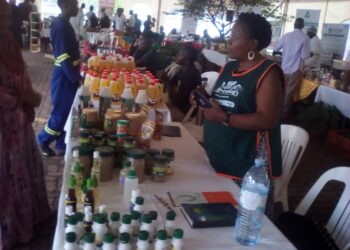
[248,50,255,61]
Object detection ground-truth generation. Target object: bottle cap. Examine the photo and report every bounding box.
[127,149,146,159]
[119,232,130,243]
[93,151,100,158]
[122,214,131,224]
[72,150,79,158]
[110,212,120,222]
[93,214,106,224]
[67,215,78,225]
[75,212,84,222]
[135,196,144,205]
[148,210,158,220]
[156,229,167,240]
[84,232,95,243]
[162,148,175,158]
[95,146,114,157]
[146,148,160,156]
[127,169,137,179]
[131,211,141,220]
[68,175,76,188]
[166,210,176,221]
[103,233,115,243]
[142,214,151,224]
[173,228,184,239]
[138,230,149,241]
[65,232,76,243]
[254,158,265,167]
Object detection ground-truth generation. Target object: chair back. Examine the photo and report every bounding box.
[201,71,219,95]
[295,167,350,249]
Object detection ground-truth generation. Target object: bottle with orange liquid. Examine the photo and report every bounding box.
[100,73,110,88]
[91,72,101,98]
[148,82,157,106]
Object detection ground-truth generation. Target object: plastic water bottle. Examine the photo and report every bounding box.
[234,158,270,246]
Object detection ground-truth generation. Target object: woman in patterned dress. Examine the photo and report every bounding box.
[0,0,51,249]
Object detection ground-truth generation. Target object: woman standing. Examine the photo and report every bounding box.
[0,0,51,249]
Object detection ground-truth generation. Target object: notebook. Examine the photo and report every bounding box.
[168,191,237,207]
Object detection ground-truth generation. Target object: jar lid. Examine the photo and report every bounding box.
[135,196,144,205]
[72,145,94,156]
[110,212,120,222]
[162,148,175,158]
[142,214,151,224]
[166,210,176,221]
[138,230,149,241]
[103,233,115,243]
[156,229,167,241]
[148,210,158,220]
[173,228,184,239]
[127,149,146,159]
[94,133,104,140]
[76,212,84,222]
[146,148,160,156]
[65,232,77,243]
[84,232,95,243]
[93,213,106,224]
[117,119,129,125]
[122,214,131,224]
[154,155,168,164]
[67,215,78,225]
[95,146,114,157]
[127,168,137,178]
[131,211,141,220]
[119,232,130,244]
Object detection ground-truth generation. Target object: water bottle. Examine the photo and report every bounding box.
[234,158,270,246]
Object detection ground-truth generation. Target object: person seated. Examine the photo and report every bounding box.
[164,46,201,116]
[133,31,159,74]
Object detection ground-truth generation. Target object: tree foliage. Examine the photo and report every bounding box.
[176,0,282,39]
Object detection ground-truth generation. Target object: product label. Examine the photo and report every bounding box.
[240,189,267,211]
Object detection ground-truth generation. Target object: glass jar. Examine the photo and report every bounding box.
[152,155,168,183]
[126,112,142,137]
[79,130,91,146]
[162,148,175,175]
[81,108,98,129]
[145,149,160,176]
[94,132,106,147]
[127,149,146,183]
[95,146,114,182]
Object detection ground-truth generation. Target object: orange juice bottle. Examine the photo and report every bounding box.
[84,70,93,88]
[100,73,110,88]
[148,82,157,105]
[156,82,164,104]
[91,72,100,98]
[109,76,119,101]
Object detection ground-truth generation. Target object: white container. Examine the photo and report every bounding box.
[92,215,108,244]
[171,228,184,250]
[83,232,96,250]
[135,90,148,105]
[109,212,120,238]
[121,88,135,112]
[119,214,132,235]
[123,169,139,206]
[65,216,78,235]
[129,189,141,212]
[64,232,78,250]
[118,233,131,250]
[140,214,153,240]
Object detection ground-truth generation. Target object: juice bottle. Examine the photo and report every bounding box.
[71,150,83,204]
[148,82,157,106]
[91,73,100,98]
[99,56,108,72]
[110,76,119,101]
[100,73,110,88]
[84,70,93,88]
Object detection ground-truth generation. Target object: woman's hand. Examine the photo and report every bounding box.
[201,99,226,123]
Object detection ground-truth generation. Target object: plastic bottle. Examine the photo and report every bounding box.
[134,90,148,112]
[148,211,158,240]
[123,169,139,206]
[65,215,78,234]
[119,160,131,186]
[133,196,144,215]
[234,158,270,246]
[154,230,168,250]
[171,228,184,250]
[165,210,176,237]
[99,87,113,125]
[121,87,134,113]
[91,151,101,181]
[109,76,119,101]
[136,230,150,250]
[90,174,99,208]
[92,213,108,244]
[65,205,74,226]
[84,185,95,213]
[129,188,140,212]
[91,72,101,97]
[117,232,131,250]
[119,214,132,235]
[64,232,79,250]
[99,205,108,224]
[80,85,91,109]
[100,73,110,88]
[109,212,120,238]
[75,212,85,240]
[102,233,116,250]
[84,211,93,233]
[71,150,83,202]
[140,214,153,241]
[131,211,141,236]
[84,70,93,88]
[147,82,157,105]
[83,232,96,250]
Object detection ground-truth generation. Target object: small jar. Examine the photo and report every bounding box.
[145,149,160,176]
[95,146,114,182]
[71,145,94,178]
[104,112,122,135]
[79,130,91,146]
[117,120,129,136]
[124,136,135,150]
[162,148,175,175]
[127,149,146,183]
[94,132,106,147]
[81,108,98,129]
[107,134,118,148]
[126,112,142,137]
[152,155,168,183]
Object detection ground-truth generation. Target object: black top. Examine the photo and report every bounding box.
[143,20,153,32]
[100,15,110,29]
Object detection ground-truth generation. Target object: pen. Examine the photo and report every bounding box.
[154,194,176,215]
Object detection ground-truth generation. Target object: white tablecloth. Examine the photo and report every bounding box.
[54,121,295,249]
[315,85,350,118]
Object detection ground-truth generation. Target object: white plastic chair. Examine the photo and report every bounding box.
[295,167,350,249]
[201,71,219,95]
[274,124,309,211]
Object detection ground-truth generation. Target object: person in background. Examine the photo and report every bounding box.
[86,5,97,30]
[143,15,155,32]
[304,26,322,70]
[170,28,177,35]
[203,29,212,48]
[9,0,23,47]
[158,25,165,42]
[29,0,37,12]
[99,8,110,29]
[126,9,135,34]
[273,18,310,116]
[133,13,141,34]
[200,13,284,217]
[165,46,201,117]
[0,0,51,249]
[37,0,82,156]
[112,8,126,32]
[70,3,85,41]
[18,0,31,22]
[133,31,159,74]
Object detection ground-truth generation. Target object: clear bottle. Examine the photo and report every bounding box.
[147,82,157,105]
[129,188,140,212]
[133,196,144,215]
[102,233,116,250]
[140,214,153,241]
[92,214,108,245]
[165,210,176,237]
[134,90,148,112]
[119,214,132,235]
[109,212,120,238]
[131,211,141,237]
[154,230,168,250]
[91,151,101,182]
[119,160,131,186]
[117,232,131,250]
[71,150,83,202]
[123,169,139,206]
[64,232,79,250]
[83,232,96,250]
[136,230,150,250]
[234,158,270,246]
[90,174,99,208]
[171,228,184,250]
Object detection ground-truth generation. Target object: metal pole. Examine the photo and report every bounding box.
[156,0,162,31]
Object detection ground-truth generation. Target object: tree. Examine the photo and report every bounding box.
[176,0,283,39]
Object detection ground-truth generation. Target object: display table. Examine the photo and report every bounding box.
[315,85,350,118]
[294,78,319,102]
[53,120,295,248]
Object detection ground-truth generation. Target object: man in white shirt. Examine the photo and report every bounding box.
[126,10,135,34]
[274,18,310,114]
[304,26,322,70]
[70,3,85,41]
[113,8,126,32]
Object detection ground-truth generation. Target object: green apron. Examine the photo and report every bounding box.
[204,59,283,179]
